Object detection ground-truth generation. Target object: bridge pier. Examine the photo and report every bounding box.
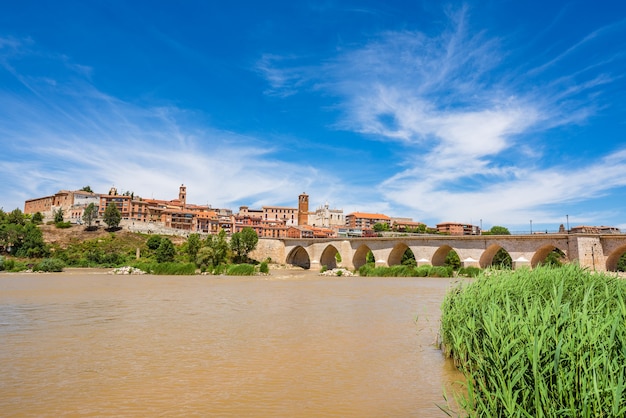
[461,257,480,268]
[512,257,531,269]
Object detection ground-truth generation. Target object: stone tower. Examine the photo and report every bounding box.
[298,192,309,226]
[179,184,187,209]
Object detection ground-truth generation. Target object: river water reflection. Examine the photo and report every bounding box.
[0,269,463,417]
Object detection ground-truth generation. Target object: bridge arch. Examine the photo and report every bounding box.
[531,244,567,268]
[606,244,626,272]
[388,243,410,266]
[432,245,454,267]
[286,246,311,269]
[320,244,339,270]
[480,244,503,268]
[353,244,372,269]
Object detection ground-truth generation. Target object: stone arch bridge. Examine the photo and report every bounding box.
[251,234,626,272]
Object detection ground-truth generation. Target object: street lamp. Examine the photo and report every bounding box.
[530,220,533,234]
[566,215,569,233]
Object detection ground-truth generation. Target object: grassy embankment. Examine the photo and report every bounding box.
[439,265,626,416]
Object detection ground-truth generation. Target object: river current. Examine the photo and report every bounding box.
[0,269,463,417]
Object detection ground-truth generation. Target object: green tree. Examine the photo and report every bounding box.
[444,250,461,270]
[541,248,565,267]
[198,230,229,268]
[8,208,26,225]
[492,248,512,269]
[489,225,511,235]
[14,223,48,258]
[366,251,375,264]
[186,233,201,262]
[230,227,259,263]
[0,223,21,253]
[31,212,44,224]
[80,186,93,193]
[618,252,626,272]
[373,222,390,232]
[146,235,162,250]
[53,208,64,223]
[402,248,416,267]
[103,202,121,229]
[155,237,176,263]
[82,203,97,228]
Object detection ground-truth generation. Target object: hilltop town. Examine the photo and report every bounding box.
[24,185,621,238]
[23,184,481,238]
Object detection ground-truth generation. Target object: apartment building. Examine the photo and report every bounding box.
[345,212,391,230]
[436,222,481,235]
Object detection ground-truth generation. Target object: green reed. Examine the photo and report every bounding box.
[440,265,626,417]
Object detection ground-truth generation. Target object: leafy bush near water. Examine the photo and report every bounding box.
[130,262,196,275]
[358,263,453,277]
[34,258,65,272]
[225,263,256,276]
[440,265,626,416]
[0,257,28,272]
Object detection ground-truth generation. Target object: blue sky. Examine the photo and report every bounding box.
[1,1,626,232]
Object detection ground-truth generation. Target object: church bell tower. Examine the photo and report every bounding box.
[298,192,309,226]
[179,184,187,209]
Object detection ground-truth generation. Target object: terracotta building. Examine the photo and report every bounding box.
[345,212,391,230]
[436,222,480,235]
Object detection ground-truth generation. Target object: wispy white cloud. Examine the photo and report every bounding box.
[0,40,350,212]
[256,6,626,228]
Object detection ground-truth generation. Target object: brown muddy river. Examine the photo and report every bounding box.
[0,269,464,417]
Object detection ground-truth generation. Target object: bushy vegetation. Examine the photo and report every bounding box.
[440,265,626,416]
[131,261,196,275]
[358,263,453,277]
[54,232,146,267]
[34,258,66,272]
[225,263,256,276]
[0,208,49,258]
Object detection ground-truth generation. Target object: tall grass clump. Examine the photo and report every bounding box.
[440,264,626,416]
[358,263,453,277]
[225,263,256,276]
[131,262,196,275]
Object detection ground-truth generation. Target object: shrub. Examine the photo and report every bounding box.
[35,258,66,272]
[457,266,482,277]
[1,258,26,272]
[259,261,269,274]
[427,266,453,277]
[320,265,328,273]
[55,221,72,229]
[0,256,4,271]
[131,262,196,275]
[146,235,162,250]
[225,263,256,276]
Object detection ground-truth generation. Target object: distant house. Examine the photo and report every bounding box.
[345,212,391,230]
[570,225,621,234]
[436,222,481,236]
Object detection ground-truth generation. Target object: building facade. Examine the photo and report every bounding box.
[345,212,391,230]
[436,222,481,235]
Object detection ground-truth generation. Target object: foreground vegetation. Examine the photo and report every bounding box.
[440,265,626,416]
